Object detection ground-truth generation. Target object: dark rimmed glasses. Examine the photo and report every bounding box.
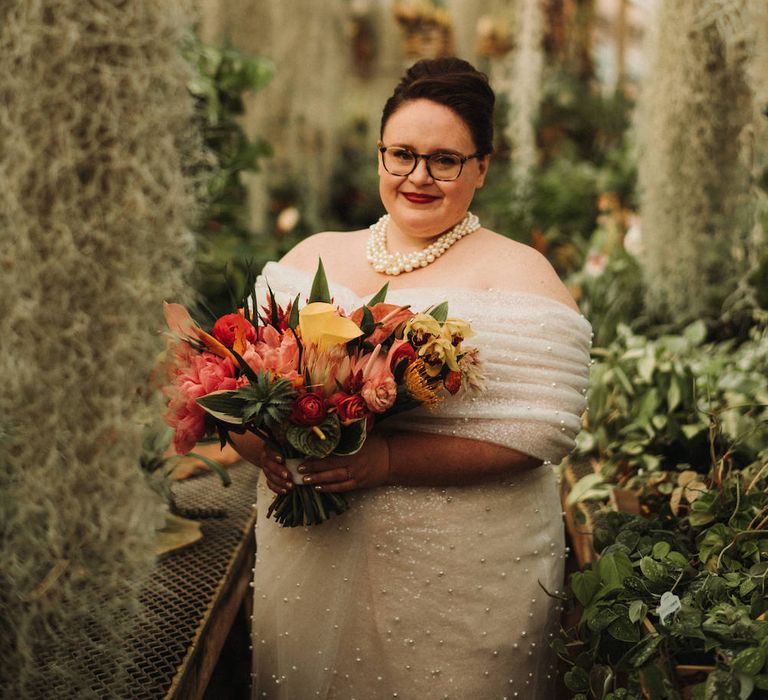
[378,145,482,182]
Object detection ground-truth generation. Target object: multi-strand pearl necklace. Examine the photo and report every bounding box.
[366,212,481,275]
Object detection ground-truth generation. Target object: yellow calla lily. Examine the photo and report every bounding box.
[299,302,363,349]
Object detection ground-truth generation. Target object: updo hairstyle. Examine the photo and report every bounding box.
[380,57,495,156]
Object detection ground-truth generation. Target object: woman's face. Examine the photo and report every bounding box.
[378,99,489,241]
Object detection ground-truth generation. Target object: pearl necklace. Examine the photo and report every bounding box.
[366,212,481,275]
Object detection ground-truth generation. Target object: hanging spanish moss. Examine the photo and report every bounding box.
[201,0,348,233]
[636,0,764,326]
[0,1,197,695]
[504,0,545,224]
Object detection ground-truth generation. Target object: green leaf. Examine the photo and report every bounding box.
[566,473,607,505]
[196,390,246,424]
[732,646,766,675]
[309,258,331,303]
[682,423,707,440]
[571,569,600,607]
[684,319,707,345]
[704,668,739,699]
[186,451,231,487]
[639,556,667,582]
[614,365,635,395]
[639,664,667,700]
[667,377,682,412]
[368,282,389,305]
[285,414,341,458]
[428,301,449,324]
[288,293,300,331]
[629,600,648,623]
[652,541,671,560]
[666,551,689,568]
[596,551,635,593]
[637,354,655,383]
[588,607,619,632]
[608,616,641,642]
[739,578,757,597]
[359,305,376,337]
[266,281,280,326]
[333,419,367,456]
[629,635,663,668]
[564,666,589,693]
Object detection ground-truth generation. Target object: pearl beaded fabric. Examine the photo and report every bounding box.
[249,263,593,699]
[366,212,481,275]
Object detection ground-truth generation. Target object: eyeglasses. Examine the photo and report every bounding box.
[378,145,482,182]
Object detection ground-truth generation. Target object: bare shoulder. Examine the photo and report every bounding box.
[475,230,579,312]
[279,230,368,274]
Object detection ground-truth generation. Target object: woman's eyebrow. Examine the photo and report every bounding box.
[386,143,463,155]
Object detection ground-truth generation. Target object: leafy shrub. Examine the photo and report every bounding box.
[558,457,768,699]
[576,323,768,484]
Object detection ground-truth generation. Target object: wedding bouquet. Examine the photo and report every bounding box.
[161,260,484,527]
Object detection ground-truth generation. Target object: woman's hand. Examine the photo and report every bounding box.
[297,432,391,493]
[228,432,294,494]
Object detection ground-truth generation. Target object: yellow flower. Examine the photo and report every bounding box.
[404,314,442,347]
[404,359,441,408]
[441,318,473,348]
[299,302,364,349]
[419,337,460,376]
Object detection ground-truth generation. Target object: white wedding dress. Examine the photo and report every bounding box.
[250,261,592,700]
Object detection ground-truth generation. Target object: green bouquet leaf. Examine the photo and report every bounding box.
[197,390,246,424]
[285,414,341,458]
[333,419,367,456]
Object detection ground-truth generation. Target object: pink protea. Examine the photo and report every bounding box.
[302,342,353,397]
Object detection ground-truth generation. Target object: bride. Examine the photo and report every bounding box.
[234,57,592,699]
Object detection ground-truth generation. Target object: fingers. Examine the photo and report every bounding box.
[301,467,352,486]
[261,452,293,494]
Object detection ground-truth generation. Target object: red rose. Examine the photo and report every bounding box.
[212,313,257,348]
[290,392,328,426]
[444,370,462,395]
[330,392,370,425]
[389,342,417,370]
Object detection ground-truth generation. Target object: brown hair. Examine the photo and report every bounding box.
[380,57,495,156]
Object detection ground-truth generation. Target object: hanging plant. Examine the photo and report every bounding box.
[392,0,454,58]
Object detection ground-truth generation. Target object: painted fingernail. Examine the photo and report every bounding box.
[274,455,284,463]
[282,471,289,480]
[314,485,323,491]
[297,466,307,473]
[302,476,312,484]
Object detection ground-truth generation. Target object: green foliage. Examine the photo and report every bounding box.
[570,249,645,347]
[560,459,768,699]
[185,36,275,315]
[577,323,768,482]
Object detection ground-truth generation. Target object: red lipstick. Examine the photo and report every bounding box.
[402,192,439,204]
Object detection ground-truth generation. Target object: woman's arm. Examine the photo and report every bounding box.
[295,430,541,493]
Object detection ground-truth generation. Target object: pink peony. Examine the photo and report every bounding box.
[169,401,206,455]
[164,352,239,454]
